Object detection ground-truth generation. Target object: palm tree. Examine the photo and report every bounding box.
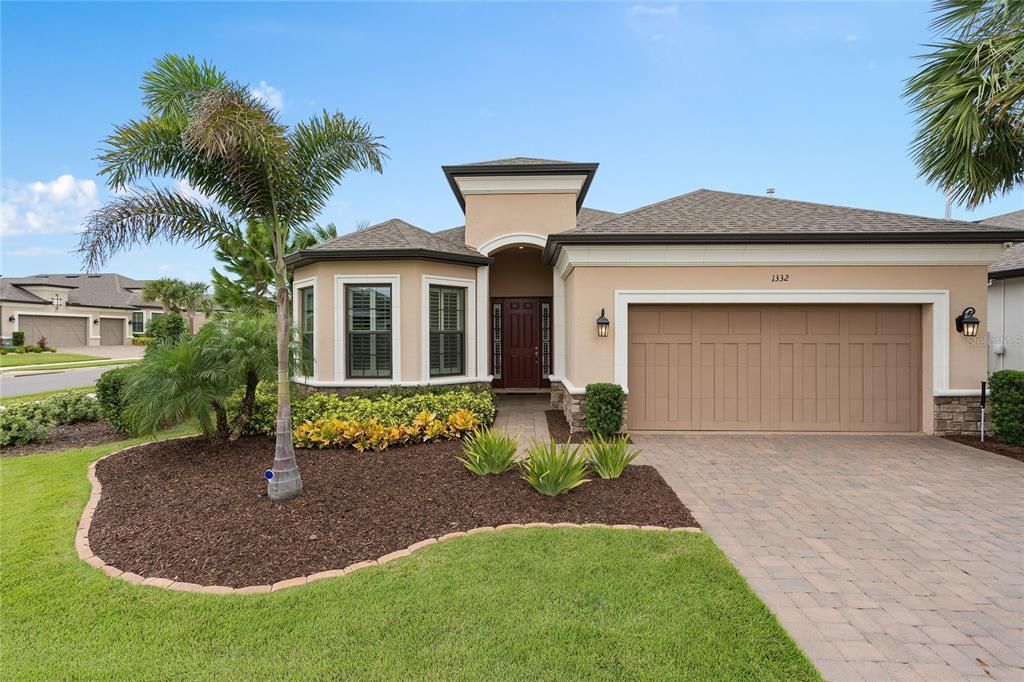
[140,277,185,314]
[179,280,210,334]
[905,0,1024,208]
[78,54,386,500]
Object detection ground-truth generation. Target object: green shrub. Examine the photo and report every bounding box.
[96,366,138,433]
[232,384,498,437]
[131,336,153,346]
[585,383,625,438]
[519,441,591,496]
[145,313,188,350]
[458,428,519,475]
[44,392,101,425]
[990,370,1024,446]
[11,331,24,347]
[586,435,640,479]
[0,408,51,446]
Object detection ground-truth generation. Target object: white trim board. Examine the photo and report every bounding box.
[454,174,586,196]
[555,243,1008,279]
[291,277,317,381]
[611,289,953,396]
[420,274,477,382]
[477,233,547,256]
[334,274,402,385]
[295,375,493,389]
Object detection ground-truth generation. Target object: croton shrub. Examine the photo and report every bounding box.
[295,409,479,451]
[230,384,496,446]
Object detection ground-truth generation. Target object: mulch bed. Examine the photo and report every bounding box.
[545,410,631,444]
[89,435,697,587]
[1,421,126,458]
[944,435,1024,464]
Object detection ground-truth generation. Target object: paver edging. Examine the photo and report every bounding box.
[77,437,702,595]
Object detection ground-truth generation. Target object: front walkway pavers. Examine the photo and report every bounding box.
[637,433,1024,682]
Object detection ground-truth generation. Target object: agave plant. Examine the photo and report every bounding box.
[586,435,640,480]
[458,428,519,475]
[520,441,591,496]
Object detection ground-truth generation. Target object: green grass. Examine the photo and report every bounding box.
[1,435,819,681]
[7,358,140,372]
[0,385,96,406]
[0,352,106,368]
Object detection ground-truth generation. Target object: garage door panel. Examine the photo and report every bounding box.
[628,305,920,432]
[19,315,87,347]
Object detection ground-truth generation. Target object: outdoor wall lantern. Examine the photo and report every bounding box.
[93,319,99,325]
[596,308,610,338]
[955,306,980,338]
[7,315,14,323]
[51,294,63,311]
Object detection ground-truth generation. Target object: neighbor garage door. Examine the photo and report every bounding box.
[99,318,126,345]
[18,315,88,347]
[628,305,921,432]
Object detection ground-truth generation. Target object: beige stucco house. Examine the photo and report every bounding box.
[0,273,195,347]
[285,157,1024,436]
[984,210,1024,374]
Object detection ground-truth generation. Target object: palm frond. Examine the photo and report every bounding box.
[283,111,387,223]
[77,188,236,271]
[142,54,230,125]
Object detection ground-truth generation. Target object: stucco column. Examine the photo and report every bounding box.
[552,267,565,380]
[476,265,489,378]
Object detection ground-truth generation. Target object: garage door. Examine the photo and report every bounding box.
[628,305,921,432]
[18,315,88,347]
[99,318,126,345]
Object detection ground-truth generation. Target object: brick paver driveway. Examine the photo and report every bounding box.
[637,434,1023,682]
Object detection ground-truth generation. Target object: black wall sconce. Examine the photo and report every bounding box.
[955,307,980,337]
[7,315,14,323]
[93,319,100,325]
[596,308,609,338]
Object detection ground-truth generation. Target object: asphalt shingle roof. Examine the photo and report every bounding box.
[306,219,487,261]
[432,207,619,246]
[563,189,1019,236]
[978,211,1024,277]
[460,157,576,166]
[0,273,158,309]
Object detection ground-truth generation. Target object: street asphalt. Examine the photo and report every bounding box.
[0,363,134,398]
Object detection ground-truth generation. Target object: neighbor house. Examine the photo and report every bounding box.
[0,273,200,347]
[983,210,1024,374]
[285,158,1024,436]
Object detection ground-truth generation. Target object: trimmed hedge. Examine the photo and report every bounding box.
[96,366,138,433]
[12,331,24,347]
[990,370,1024,446]
[0,392,100,447]
[131,336,153,346]
[585,383,626,438]
[229,384,497,438]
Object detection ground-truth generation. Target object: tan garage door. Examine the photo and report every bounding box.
[628,305,921,432]
[18,315,88,347]
[99,318,126,345]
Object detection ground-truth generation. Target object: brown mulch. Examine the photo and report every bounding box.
[944,435,1024,464]
[88,435,697,587]
[545,410,631,444]
[1,421,126,457]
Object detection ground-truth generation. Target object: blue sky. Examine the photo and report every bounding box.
[2,1,1021,281]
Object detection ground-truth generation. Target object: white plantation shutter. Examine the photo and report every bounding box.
[346,285,392,378]
[429,285,465,376]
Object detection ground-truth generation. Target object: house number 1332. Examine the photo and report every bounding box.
[771,274,790,282]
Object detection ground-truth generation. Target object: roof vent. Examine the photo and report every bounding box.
[766,188,776,198]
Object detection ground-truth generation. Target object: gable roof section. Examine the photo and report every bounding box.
[0,273,158,309]
[981,210,1024,278]
[286,218,491,270]
[544,189,1024,262]
[460,157,576,166]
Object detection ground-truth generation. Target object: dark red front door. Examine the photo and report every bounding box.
[503,298,540,388]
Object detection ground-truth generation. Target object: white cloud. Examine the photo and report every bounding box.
[0,175,100,237]
[10,246,69,257]
[250,80,284,111]
[174,179,217,206]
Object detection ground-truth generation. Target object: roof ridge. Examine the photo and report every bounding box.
[571,189,707,229]
[700,189,983,227]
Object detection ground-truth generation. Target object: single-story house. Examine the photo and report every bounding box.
[983,210,1024,373]
[0,273,200,346]
[285,157,1024,436]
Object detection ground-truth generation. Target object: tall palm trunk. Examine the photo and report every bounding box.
[267,267,302,499]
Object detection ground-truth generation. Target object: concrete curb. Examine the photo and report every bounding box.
[77,438,703,595]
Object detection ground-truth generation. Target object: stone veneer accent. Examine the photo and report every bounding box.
[295,381,492,398]
[550,380,586,433]
[77,438,700,595]
[933,395,993,436]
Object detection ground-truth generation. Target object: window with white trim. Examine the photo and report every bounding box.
[299,286,314,376]
[492,302,502,380]
[131,311,144,335]
[346,284,392,378]
[429,285,465,377]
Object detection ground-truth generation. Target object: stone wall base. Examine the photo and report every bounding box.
[550,381,587,433]
[933,395,993,436]
[295,381,492,398]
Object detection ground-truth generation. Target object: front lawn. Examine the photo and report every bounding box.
[1,436,819,680]
[0,352,106,368]
[0,385,95,406]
